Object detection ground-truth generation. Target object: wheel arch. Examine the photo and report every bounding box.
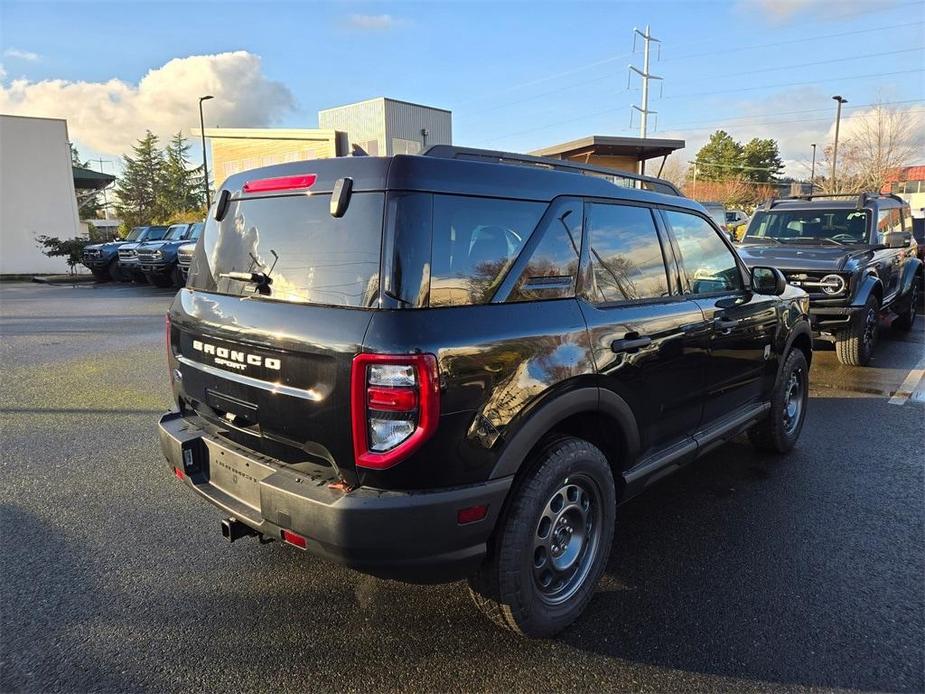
[852,272,882,307]
[489,387,640,487]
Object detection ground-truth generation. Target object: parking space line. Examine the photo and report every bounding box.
[888,355,925,406]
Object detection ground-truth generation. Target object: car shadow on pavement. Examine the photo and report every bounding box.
[561,395,924,692]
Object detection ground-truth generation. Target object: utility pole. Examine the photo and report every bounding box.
[199,95,214,209]
[628,25,661,175]
[831,95,847,190]
[810,143,816,188]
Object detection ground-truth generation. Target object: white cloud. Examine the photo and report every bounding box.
[3,47,40,61]
[739,0,896,23]
[0,51,294,157]
[346,13,405,30]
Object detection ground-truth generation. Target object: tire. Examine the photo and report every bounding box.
[108,258,124,282]
[748,349,809,454]
[148,272,174,288]
[893,281,918,332]
[835,294,879,366]
[171,266,185,289]
[467,437,616,638]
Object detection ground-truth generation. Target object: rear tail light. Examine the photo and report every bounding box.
[165,314,172,375]
[242,173,317,194]
[351,353,439,470]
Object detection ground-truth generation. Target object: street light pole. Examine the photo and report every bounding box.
[199,95,214,209]
[831,95,847,189]
[810,143,817,188]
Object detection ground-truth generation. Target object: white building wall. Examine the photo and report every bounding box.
[318,98,452,157]
[0,115,81,274]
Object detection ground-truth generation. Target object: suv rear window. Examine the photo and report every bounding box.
[187,193,384,307]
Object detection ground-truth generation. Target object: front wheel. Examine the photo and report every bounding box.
[748,348,809,454]
[835,295,879,366]
[467,437,615,638]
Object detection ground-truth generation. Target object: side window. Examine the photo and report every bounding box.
[586,203,670,304]
[877,208,903,243]
[508,200,581,302]
[430,195,545,307]
[664,209,743,295]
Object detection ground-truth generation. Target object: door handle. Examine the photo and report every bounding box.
[611,333,652,353]
[714,316,738,331]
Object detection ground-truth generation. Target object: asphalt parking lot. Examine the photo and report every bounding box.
[1,281,923,693]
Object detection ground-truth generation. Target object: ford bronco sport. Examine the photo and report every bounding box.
[737,193,920,366]
[159,146,812,637]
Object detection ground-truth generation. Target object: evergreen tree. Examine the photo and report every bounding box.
[742,138,783,183]
[160,132,205,215]
[693,131,743,181]
[115,131,167,232]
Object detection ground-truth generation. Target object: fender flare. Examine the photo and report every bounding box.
[850,272,882,308]
[899,257,923,296]
[780,319,813,371]
[489,387,640,479]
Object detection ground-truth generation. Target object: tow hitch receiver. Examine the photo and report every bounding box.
[221,517,258,543]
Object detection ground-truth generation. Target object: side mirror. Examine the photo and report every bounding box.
[884,230,911,248]
[751,266,787,296]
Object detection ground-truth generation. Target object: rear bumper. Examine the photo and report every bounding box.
[158,411,511,583]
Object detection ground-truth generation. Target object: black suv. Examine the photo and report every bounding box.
[158,147,812,637]
[737,193,921,366]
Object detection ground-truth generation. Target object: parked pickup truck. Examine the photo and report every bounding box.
[737,193,920,365]
[137,222,203,288]
[159,146,812,637]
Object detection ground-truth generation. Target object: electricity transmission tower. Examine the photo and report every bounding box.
[628,25,662,174]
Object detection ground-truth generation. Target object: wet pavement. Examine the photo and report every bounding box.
[1,282,922,693]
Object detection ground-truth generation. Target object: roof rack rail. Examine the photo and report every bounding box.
[762,191,897,210]
[421,145,683,197]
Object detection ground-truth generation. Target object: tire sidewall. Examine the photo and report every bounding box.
[773,350,809,450]
[498,442,616,636]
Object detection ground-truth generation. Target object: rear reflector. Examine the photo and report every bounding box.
[243,173,317,194]
[281,529,308,549]
[173,467,185,480]
[457,505,488,525]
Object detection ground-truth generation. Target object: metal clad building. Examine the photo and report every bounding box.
[318,97,451,157]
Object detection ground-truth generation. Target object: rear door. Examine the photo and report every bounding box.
[175,188,386,482]
[577,201,709,453]
[660,208,778,422]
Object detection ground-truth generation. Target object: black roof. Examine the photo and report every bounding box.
[223,148,698,211]
[761,192,907,211]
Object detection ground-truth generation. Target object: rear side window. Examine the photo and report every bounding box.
[663,210,742,294]
[586,203,670,303]
[507,199,582,303]
[429,195,545,307]
[188,193,384,307]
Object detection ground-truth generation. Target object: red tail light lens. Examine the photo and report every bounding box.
[351,353,439,470]
[242,173,317,194]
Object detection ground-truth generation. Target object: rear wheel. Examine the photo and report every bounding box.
[893,282,918,331]
[835,295,879,366]
[748,349,808,453]
[467,437,615,638]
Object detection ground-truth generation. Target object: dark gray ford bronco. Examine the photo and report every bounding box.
[737,193,920,365]
[159,147,811,636]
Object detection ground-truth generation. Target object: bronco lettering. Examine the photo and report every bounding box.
[191,339,281,370]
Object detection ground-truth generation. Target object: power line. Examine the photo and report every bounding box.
[674,109,925,134]
[663,19,925,62]
[685,47,923,83]
[662,98,924,130]
[664,68,925,100]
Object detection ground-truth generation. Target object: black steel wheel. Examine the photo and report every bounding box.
[467,436,615,638]
[749,348,809,453]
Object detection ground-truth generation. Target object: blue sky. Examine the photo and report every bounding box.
[1,0,923,177]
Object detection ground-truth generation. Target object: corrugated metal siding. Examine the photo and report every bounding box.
[319,99,386,156]
[319,98,452,156]
[383,100,452,155]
